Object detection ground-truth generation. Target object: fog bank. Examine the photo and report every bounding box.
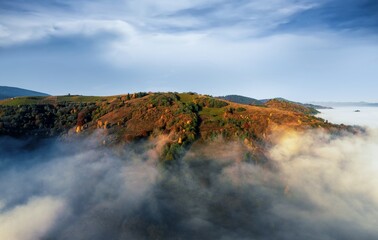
[1,110,378,239]
[319,106,378,128]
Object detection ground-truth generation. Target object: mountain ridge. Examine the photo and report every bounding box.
[218,95,263,106]
[310,101,378,107]
[0,86,49,100]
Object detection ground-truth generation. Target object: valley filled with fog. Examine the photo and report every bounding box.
[1,107,378,240]
[319,107,378,128]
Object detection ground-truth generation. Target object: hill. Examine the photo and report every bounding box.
[264,98,320,115]
[0,92,355,161]
[0,86,49,100]
[261,98,331,110]
[218,95,263,105]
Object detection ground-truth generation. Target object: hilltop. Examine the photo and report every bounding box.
[0,86,49,100]
[264,98,320,115]
[0,92,354,161]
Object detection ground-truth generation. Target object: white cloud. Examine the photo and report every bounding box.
[0,197,66,240]
[0,25,9,38]
[0,19,136,47]
[1,0,377,101]
[0,0,320,46]
[0,135,161,239]
[267,127,378,235]
[100,30,378,99]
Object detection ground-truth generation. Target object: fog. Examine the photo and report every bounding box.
[1,108,378,239]
[319,107,378,128]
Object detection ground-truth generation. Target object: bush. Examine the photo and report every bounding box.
[149,93,179,107]
[225,107,235,114]
[162,143,182,161]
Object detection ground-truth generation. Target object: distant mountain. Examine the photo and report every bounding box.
[302,103,332,110]
[261,98,331,110]
[218,95,263,105]
[0,86,49,100]
[259,97,285,104]
[310,102,378,108]
[219,95,330,111]
[264,98,320,115]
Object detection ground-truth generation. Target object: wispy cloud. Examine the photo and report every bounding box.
[280,0,378,33]
[0,0,320,46]
[0,197,66,240]
[1,0,377,46]
[0,0,377,100]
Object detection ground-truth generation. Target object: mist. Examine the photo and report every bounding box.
[1,108,378,239]
[319,107,378,128]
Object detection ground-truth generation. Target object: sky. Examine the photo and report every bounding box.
[0,0,377,102]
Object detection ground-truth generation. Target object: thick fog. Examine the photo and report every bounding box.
[1,108,378,240]
[318,107,378,128]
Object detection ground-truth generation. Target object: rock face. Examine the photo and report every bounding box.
[0,92,356,160]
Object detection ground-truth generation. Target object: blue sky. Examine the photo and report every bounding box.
[0,0,377,102]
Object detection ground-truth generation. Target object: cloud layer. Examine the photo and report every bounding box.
[1,119,378,239]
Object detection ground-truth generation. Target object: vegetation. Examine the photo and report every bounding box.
[265,99,319,115]
[0,102,97,136]
[0,92,353,161]
[149,93,179,107]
